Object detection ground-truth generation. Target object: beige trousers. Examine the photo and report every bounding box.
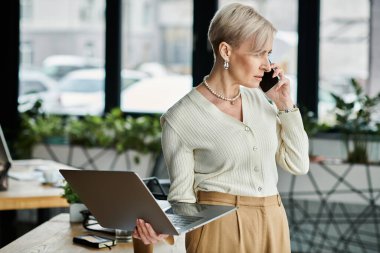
[185,191,291,253]
[133,191,291,253]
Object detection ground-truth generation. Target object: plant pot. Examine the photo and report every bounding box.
[69,203,87,223]
[43,136,68,145]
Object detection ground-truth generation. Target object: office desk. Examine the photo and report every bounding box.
[0,214,186,253]
[0,178,68,210]
[0,163,72,247]
[0,160,78,210]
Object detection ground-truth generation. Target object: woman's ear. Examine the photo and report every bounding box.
[219,42,232,62]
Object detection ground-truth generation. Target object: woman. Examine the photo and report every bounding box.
[133,3,309,253]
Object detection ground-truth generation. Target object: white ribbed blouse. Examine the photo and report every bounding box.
[161,87,309,203]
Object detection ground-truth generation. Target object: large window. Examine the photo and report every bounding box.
[319,0,370,123]
[20,0,105,115]
[120,0,193,114]
[219,0,299,102]
[19,0,302,115]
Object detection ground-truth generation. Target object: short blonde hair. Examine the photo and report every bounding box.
[208,3,277,57]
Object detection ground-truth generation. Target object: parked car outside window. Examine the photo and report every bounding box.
[56,68,147,115]
[121,75,193,113]
[18,69,61,113]
[42,55,103,81]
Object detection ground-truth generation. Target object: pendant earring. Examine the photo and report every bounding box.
[223,60,229,70]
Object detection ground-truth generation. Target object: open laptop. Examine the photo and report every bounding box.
[60,169,237,235]
[0,125,67,181]
[0,126,12,173]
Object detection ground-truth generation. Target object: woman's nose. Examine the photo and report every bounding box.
[261,61,271,72]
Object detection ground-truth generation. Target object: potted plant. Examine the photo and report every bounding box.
[330,78,380,164]
[14,101,67,159]
[63,108,161,174]
[62,181,87,222]
[16,105,162,179]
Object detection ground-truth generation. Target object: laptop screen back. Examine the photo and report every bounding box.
[0,125,12,169]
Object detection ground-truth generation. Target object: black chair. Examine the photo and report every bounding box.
[143,177,168,200]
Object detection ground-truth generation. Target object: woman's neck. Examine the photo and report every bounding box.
[205,67,241,98]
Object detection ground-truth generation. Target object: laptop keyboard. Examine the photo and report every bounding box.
[166,214,203,228]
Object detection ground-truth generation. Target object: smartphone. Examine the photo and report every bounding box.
[259,69,279,92]
[73,234,116,248]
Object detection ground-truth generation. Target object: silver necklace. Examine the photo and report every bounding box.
[203,75,241,105]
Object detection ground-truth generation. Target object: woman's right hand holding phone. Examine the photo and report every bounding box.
[132,218,170,245]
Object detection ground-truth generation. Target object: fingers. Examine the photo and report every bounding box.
[268,62,290,93]
[132,228,141,240]
[159,234,170,239]
[145,223,160,243]
[270,63,284,79]
[135,219,168,245]
[136,219,151,244]
[275,79,290,94]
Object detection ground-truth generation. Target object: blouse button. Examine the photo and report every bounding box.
[258,187,263,192]
[253,146,258,151]
[245,126,250,131]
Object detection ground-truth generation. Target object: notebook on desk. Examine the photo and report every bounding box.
[0,125,65,181]
[60,169,237,235]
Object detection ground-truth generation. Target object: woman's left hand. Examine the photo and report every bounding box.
[265,63,294,110]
